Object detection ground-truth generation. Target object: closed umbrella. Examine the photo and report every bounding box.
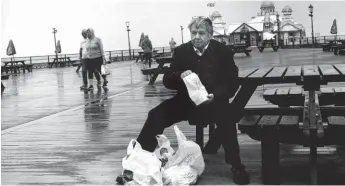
[330,19,338,41]
[55,40,62,54]
[139,33,144,48]
[6,39,16,61]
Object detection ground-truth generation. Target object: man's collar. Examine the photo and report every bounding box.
[193,42,210,56]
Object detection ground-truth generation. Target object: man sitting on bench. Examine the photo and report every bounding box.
[134,17,250,184]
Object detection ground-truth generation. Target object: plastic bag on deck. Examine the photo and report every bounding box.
[122,139,163,185]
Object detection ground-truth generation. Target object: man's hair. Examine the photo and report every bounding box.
[188,17,213,35]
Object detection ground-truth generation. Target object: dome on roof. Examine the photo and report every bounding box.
[210,11,222,19]
[260,1,275,9]
[282,5,292,13]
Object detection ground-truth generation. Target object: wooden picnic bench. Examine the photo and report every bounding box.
[135,50,159,62]
[141,56,173,85]
[48,57,73,68]
[258,40,279,52]
[331,41,345,55]
[227,44,252,56]
[196,64,345,184]
[3,60,32,73]
[263,87,345,107]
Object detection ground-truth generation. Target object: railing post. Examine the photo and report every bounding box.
[30,56,32,64]
[48,56,50,63]
[163,47,165,56]
[324,36,326,43]
[132,49,134,60]
[121,50,124,61]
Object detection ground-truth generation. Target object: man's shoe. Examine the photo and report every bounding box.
[103,79,108,87]
[80,84,87,89]
[231,165,250,185]
[88,85,93,90]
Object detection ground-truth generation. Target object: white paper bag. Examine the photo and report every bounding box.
[182,73,208,106]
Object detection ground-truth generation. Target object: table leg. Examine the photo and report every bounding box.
[148,64,163,85]
[262,128,280,184]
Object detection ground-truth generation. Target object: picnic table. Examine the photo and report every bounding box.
[141,56,173,85]
[221,64,345,184]
[227,44,252,56]
[258,39,278,52]
[48,57,73,68]
[3,60,31,73]
[135,50,158,62]
[330,41,345,55]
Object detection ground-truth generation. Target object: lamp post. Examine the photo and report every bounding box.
[126,21,132,60]
[308,4,315,47]
[52,28,58,60]
[180,26,184,43]
[276,12,281,48]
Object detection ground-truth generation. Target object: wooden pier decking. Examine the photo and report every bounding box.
[2,49,345,185]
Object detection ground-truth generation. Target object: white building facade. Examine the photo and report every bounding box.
[211,1,307,46]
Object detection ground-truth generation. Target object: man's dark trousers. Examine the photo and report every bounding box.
[81,59,88,85]
[137,93,242,167]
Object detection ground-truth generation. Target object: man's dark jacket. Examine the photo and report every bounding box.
[163,40,239,102]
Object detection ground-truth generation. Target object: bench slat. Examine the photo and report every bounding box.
[248,67,273,79]
[239,68,258,78]
[328,116,345,126]
[238,115,261,126]
[284,66,302,77]
[334,87,345,93]
[276,88,289,95]
[334,64,345,75]
[279,116,299,126]
[265,67,287,78]
[258,115,280,126]
[303,65,320,80]
[320,87,334,94]
[263,88,277,96]
[318,65,339,76]
[289,87,303,95]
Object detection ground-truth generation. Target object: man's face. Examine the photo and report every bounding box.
[86,30,92,39]
[82,31,87,39]
[190,24,212,50]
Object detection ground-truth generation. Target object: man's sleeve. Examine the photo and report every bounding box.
[162,47,186,90]
[213,47,239,100]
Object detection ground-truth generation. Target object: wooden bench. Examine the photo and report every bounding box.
[238,107,345,184]
[263,87,345,107]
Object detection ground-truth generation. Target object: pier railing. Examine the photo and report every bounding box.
[1,46,172,68]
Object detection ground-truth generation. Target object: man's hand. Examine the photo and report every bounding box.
[180,70,192,79]
[201,93,214,105]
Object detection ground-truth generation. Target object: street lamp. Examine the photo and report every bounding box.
[308,4,315,47]
[52,28,58,60]
[126,21,132,60]
[276,12,281,47]
[180,26,184,43]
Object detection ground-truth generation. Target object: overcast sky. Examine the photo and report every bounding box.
[1,0,345,57]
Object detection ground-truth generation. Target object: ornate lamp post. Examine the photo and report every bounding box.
[52,28,58,60]
[308,4,315,47]
[180,26,184,43]
[276,12,281,47]
[126,21,132,60]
